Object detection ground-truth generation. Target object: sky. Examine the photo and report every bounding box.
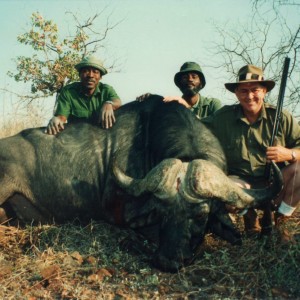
[0,0,299,124]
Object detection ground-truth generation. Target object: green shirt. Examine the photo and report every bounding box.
[202,103,300,178]
[190,94,222,118]
[55,82,120,124]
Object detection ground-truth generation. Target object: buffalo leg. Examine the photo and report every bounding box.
[0,175,19,205]
[7,193,49,224]
[260,204,273,235]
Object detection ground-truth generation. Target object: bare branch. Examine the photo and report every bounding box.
[209,1,300,111]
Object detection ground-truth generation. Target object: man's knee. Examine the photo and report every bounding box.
[282,162,300,180]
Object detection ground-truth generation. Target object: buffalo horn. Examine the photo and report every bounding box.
[112,158,185,201]
[183,159,283,208]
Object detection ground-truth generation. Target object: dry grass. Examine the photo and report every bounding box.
[0,103,46,138]
[0,212,299,300]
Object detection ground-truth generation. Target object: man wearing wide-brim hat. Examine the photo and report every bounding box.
[46,55,121,135]
[202,64,300,243]
[137,62,222,118]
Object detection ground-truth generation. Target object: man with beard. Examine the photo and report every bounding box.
[137,62,222,118]
[46,55,121,135]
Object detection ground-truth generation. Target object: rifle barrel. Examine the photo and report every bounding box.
[270,57,290,147]
[265,57,290,181]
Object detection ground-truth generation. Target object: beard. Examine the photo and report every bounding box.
[179,84,202,97]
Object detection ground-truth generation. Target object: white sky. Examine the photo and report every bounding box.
[0,0,299,124]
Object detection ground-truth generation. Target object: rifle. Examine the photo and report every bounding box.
[264,57,291,181]
[260,57,290,235]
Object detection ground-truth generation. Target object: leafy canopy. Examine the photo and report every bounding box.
[8,11,117,100]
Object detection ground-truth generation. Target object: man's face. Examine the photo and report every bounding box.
[235,83,267,115]
[79,67,102,92]
[178,72,202,96]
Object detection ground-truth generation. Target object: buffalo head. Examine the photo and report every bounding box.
[113,157,283,271]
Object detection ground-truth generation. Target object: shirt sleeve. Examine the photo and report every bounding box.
[201,113,217,129]
[283,111,300,148]
[210,98,222,113]
[54,88,71,118]
[104,85,120,101]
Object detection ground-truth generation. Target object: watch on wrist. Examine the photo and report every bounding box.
[291,150,297,162]
[105,101,114,106]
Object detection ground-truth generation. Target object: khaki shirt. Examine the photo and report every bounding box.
[202,103,300,178]
[189,94,222,118]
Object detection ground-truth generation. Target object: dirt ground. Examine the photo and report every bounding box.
[0,211,299,300]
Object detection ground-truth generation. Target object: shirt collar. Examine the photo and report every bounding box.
[192,94,200,108]
[78,82,102,96]
[93,83,102,95]
[236,103,267,124]
[193,94,212,107]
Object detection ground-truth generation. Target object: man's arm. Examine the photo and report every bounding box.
[45,115,67,135]
[109,98,122,110]
[45,87,71,135]
[210,98,222,113]
[136,94,191,108]
[163,96,191,108]
[101,97,122,129]
[266,111,300,164]
[266,146,300,163]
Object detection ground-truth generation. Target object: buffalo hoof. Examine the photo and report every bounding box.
[209,221,242,245]
[119,234,156,256]
[152,253,184,273]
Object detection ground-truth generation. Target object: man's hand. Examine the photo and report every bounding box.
[136,93,152,102]
[266,145,293,163]
[45,116,65,135]
[163,96,190,108]
[101,102,116,129]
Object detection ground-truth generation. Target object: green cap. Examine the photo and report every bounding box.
[174,62,206,89]
[75,55,108,75]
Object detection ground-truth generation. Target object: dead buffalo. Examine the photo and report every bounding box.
[0,96,282,271]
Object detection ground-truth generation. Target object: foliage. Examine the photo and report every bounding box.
[8,11,118,101]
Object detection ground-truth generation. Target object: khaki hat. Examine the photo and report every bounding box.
[75,55,108,75]
[225,64,275,93]
[174,62,206,89]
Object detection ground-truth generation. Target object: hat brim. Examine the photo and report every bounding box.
[75,62,108,75]
[174,71,206,89]
[225,80,275,93]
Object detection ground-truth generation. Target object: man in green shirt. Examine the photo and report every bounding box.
[202,64,300,243]
[137,62,222,118]
[46,55,121,135]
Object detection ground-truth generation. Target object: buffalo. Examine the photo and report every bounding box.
[0,96,282,271]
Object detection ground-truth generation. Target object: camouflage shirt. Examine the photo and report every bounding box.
[189,94,222,118]
[55,82,120,124]
[202,103,300,178]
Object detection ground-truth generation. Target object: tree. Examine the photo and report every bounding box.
[251,0,300,11]
[210,1,300,116]
[7,10,120,103]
